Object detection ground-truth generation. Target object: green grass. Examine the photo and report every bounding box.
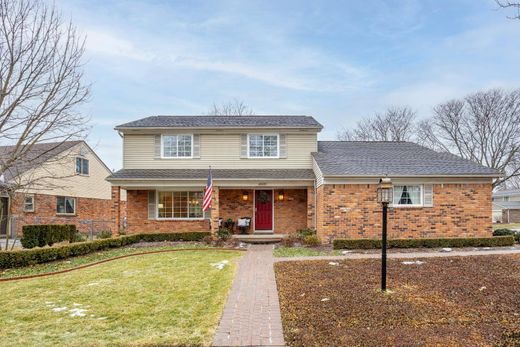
[0,244,213,279]
[273,246,341,257]
[493,223,520,230]
[0,250,242,346]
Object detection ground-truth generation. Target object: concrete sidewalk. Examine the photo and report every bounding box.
[274,247,520,262]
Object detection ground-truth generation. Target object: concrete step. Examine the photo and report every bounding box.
[232,233,287,244]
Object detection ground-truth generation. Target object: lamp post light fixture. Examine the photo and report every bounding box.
[377,177,393,292]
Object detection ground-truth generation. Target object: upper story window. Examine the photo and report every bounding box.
[75,157,89,175]
[162,135,192,158]
[248,134,279,158]
[393,185,423,207]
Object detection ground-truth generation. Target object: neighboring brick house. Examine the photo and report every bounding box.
[107,115,499,242]
[492,189,520,224]
[0,141,120,237]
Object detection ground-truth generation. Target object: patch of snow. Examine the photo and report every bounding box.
[52,307,68,312]
[97,317,108,320]
[69,308,87,317]
[328,262,339,266]
[73,303,82,306]
[479,286,487,291]
[87,282,99,286]
[210,260,229,270]
[401,261,425,265]
[45,301,54,305]
[341,250,352,255]
[321,298,330,302]
[440,248,452,252]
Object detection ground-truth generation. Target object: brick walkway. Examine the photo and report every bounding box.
[213,244,285,347]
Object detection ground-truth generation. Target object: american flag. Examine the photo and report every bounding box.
[202,167,213,212]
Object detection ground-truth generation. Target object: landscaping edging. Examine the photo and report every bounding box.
[0,248,245,282]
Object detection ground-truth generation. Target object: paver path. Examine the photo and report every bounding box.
[275,247,520,262]
[213,244,284,347]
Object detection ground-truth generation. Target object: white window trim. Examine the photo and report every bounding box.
[247,133,280,159]
[391,184,424,208]
[56,196,76,215]
[156,190,205,220]
[23,194,35,212]
[75,157,90,176]
[160,134,194,159]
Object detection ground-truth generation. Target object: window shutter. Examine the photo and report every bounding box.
[423,184,433,207]
[193,134,200,158]
[279,134,287,158]
[154,135,161,158]
[148,190,156,219]
[240,134,248,158]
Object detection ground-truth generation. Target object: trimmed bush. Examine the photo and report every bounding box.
[333,236,516,250]
[0,232,211,269]
[297,228,316,239]
[21,224,77,248]
[217,228,231,240]
[493,228,520,243]
[96,230,112,239]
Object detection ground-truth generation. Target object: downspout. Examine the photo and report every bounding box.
[314,179,317,230]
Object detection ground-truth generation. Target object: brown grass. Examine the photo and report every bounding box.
[275,254,520,347]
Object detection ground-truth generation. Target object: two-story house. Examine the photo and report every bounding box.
[107,115,500,242]
[0,141,117,237]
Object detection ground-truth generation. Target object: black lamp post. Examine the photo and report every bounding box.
[377,177,393,292]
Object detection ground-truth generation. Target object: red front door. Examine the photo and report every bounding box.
[255,190,273,231]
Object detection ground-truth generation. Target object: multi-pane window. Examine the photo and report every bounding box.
[157,191,203,219]
[56,196,76,214]
[248,134,278,157]
[393,185,422,206]
[75,157,89,175]
[24,195,34,212]
[162,135,192,158]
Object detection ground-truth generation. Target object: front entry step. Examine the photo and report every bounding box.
[232,233,287,244]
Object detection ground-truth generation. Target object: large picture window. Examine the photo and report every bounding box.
[56,196,76,214]
[157,191,203,219]
[248,134,278,158]
[162,135,192,158]
[393,185,422,206]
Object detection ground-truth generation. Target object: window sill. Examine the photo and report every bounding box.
[56,213,77,217]
[155,218,205,221]
[391,205,424,208]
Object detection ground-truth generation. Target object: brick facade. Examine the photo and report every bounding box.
[10,192,113,235]
[125,189,210,233]
[316,183,493,243]
[219,188,309,234]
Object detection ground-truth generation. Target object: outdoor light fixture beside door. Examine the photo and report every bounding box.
[377,177,393,292]
[277,190,285,201]
[242,191,249,201]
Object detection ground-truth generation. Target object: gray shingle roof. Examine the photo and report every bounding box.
[0,141,83,182]
[115,115,323,130]
[107,169,315,181]
[313,141,500,177]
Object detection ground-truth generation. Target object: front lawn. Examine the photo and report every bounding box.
[275,255,520,346]
[0,250,242,346]
[273,246,341,258]
[494,223,520,230]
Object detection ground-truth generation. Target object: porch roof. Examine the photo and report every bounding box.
[107,168,315,181]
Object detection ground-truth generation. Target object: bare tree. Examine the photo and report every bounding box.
[496,0,520,19]
[337,106,417,141]
[417,88,520,188]
[207,99,255,116]
[0,0,90,247]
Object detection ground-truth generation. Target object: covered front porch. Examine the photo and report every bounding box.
[213,187,315,235]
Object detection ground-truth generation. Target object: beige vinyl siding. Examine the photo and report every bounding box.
[123,133,317,169]
[20,143,113,200]
[312,157,324,187]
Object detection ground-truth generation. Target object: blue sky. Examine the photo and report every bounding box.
[54,0,520,170]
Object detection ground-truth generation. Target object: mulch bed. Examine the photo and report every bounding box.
[275,254,520,347]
